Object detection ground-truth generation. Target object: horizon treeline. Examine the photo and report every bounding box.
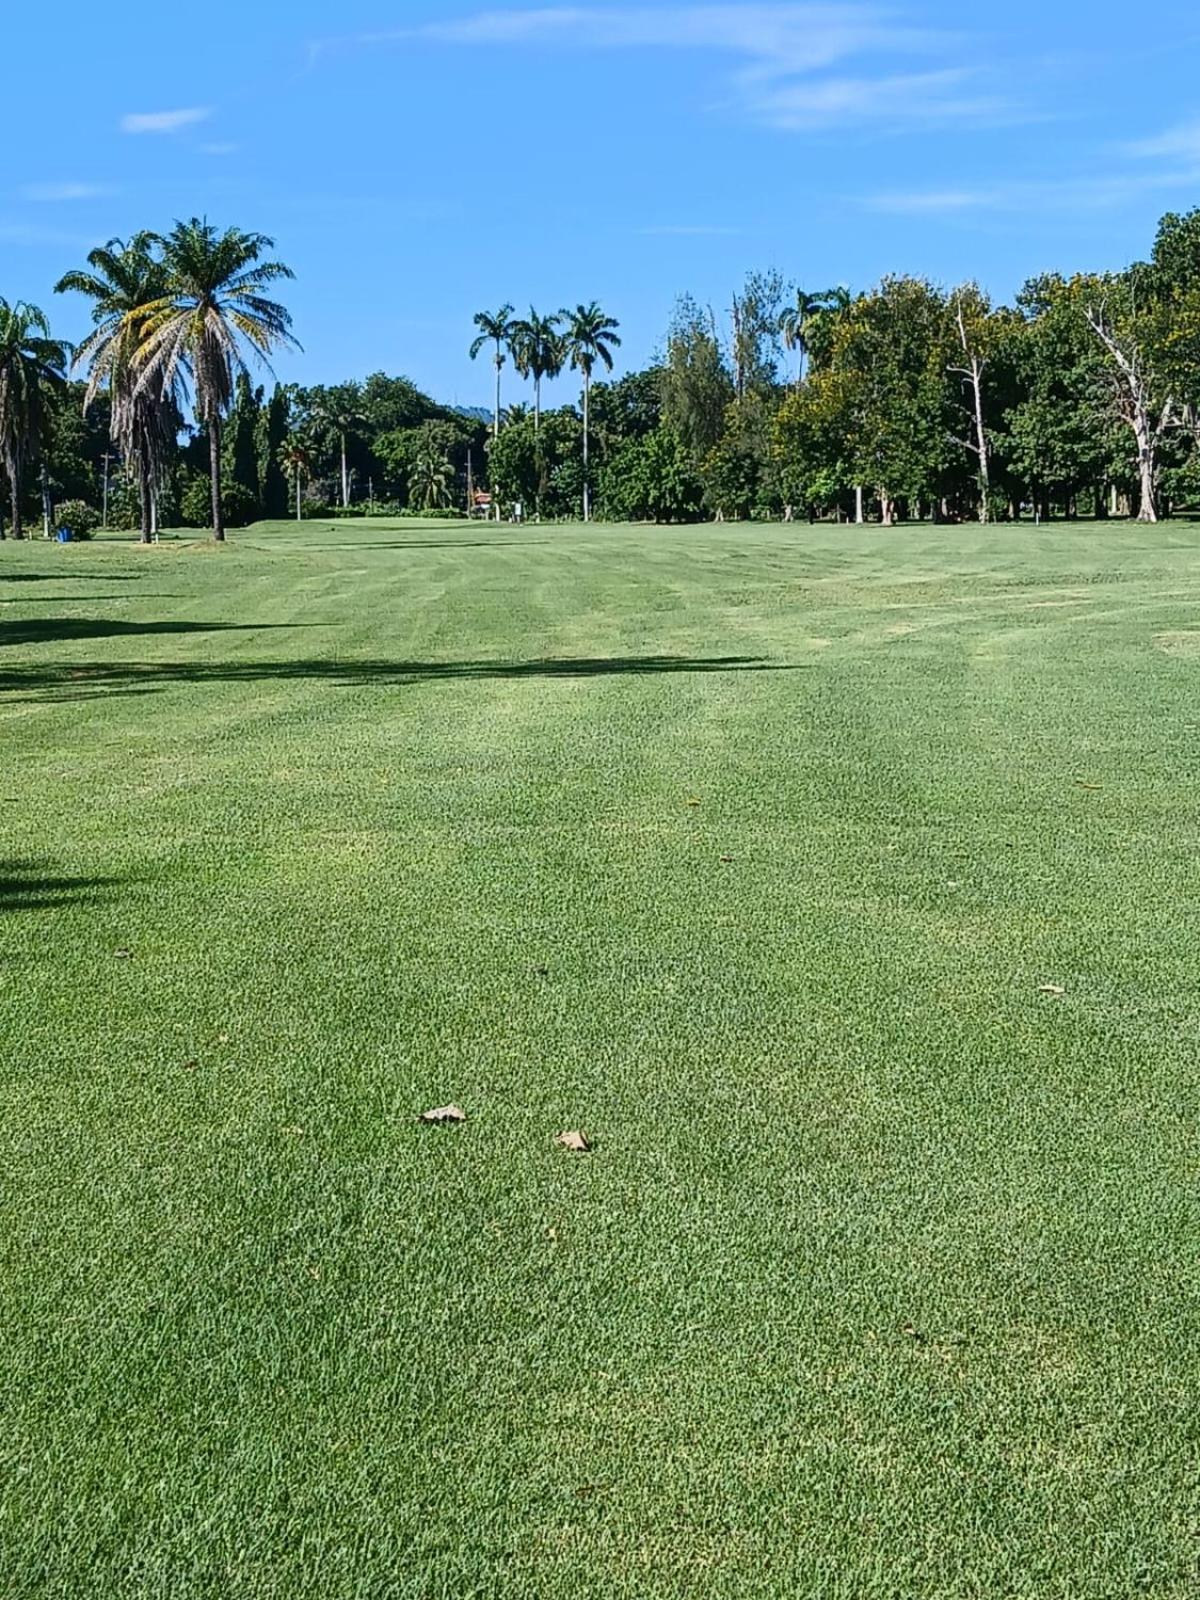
[7,204,1200,534]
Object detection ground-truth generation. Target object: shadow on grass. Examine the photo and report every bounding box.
[290,539,553,552]
[1,618,315,648]
[0,654,801,702]
[0,859,123,914]
[0,572,150,584]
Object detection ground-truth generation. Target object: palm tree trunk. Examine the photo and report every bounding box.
[583,375,591,524]
[494,350,502,438]
[138,458,152,544]
[10,472,23,540]
[209,417,225,542]
[296,467,302,521]
[341,433,349,509]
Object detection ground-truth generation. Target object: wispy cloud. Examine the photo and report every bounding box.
[1126,117,1200,162]
[199,141,238,156]
[120,107,211,135]
[313,6,1018,132]
[868,169,1200,216]
[0,220,95,248]
[20,182,116,203]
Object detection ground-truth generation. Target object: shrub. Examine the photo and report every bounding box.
[180,475,260,529]
[55,500,99,541]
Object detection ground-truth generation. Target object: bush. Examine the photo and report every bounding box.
[55,500,99,541]
[180,475,260,529]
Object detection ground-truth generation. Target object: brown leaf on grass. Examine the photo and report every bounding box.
[686,798,702,808]
[114,948,132,960]
[1074,781,1103,791]
[720,855,735,864]
[556,1130,592,1153]
[419,1104,467,1125]
[1038,983,1066,997]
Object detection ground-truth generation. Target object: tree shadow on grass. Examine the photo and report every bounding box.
[1,618,317,649]
[291,539,553,552]
[0,859,123,914]
[0,572,150,584]
[0,654,805,702]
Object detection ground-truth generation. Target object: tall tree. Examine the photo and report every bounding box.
[660,296,734,464]
[55,233,177,543]
[561,303,622,523]
[136,218,297,541]
[470,305,516,440]
[312,382,365,509]
[947,284,997,523]
[0,300,67,540]
[731,269,786,402]
[277,433,312,521]
[510,309,564,432]
[778,287,843,387]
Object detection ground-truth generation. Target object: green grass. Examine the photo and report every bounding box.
[2,516,1198,1598]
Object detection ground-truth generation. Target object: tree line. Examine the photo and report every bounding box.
[5,206,1200,538]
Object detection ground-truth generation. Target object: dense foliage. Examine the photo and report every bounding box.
[9,206,1200,536]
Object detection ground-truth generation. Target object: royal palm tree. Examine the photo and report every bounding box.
[469,304,516,439]
[55,233,179,543]
[135,218,297,541]
[311,381,364,509]
[560,302,621,523]
[277,433,312,521]
[0,300,67,540]
[510,308,564,432]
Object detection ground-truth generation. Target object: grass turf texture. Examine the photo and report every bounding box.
[1,517,1198,1599]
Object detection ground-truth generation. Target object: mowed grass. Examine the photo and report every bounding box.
[1,516,1198,1599]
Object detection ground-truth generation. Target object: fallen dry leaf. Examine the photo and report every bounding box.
[1074,781,1103,791]
[114,948,132,960]
[419,1104,467,1125]
[720,855,735,864]
[686,798,702,808]
[1038,983,1066,997]
[556,1130,592,1153]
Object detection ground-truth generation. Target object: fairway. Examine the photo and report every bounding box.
[2,518,1198,1598]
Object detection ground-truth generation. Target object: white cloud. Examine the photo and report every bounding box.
[1126,117,1200,163]
[868,169,1200,216]
[20,182,115,203]
[314,6,1014,131]
[120,107,211,135]
[199,141,239,156]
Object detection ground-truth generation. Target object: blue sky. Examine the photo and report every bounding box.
[5,1,1200,410]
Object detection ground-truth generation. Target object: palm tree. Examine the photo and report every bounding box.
[469,305,516,439]
[135,218,298,542]
[0,300,67,540]
[409,439,454,511]
[277,434,312,521]
[311,382,364,510]
[560,302,621,523]
[778,288,838,386]
[510,309,564,432]
[801,286,854,376]
[55,234,178,543]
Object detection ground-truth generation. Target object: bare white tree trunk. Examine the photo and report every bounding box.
[1084,304,1173,525]
[949,296,991,524]
[854,485,864,524]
